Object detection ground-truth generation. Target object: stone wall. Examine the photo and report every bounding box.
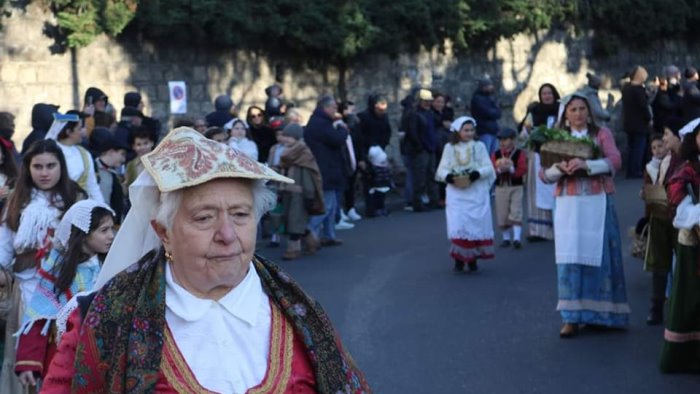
[1,4,698,151]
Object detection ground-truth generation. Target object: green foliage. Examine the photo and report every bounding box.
[48,0,136,48]
[42,0,700,63]
[526,125,600,157]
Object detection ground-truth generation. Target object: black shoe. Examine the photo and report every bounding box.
[500,240,511,248]
[467,261,478,272]
[320,238,344,247]
[527,236,547,243]
[453,260,465,272]
[513,241,522,249]
[646,305,664,325]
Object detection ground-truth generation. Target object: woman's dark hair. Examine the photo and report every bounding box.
[0,140,18,188]
[1,139,82,231]
[557,95,600,137]
[449,119,476,144]
[246,105,266,128]
[53,207,114,296]
[680,126,700,163]
[538,83,561,103]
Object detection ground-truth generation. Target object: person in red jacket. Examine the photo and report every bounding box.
[492,128,528,249]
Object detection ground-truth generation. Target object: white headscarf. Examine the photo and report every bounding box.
[450,116,477,132]
[679,118,700,139]
[54,200,115,251]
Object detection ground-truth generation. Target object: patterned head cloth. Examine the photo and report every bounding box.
[95,127,292,289]
[142,126,291,192]
[54,200,115,250]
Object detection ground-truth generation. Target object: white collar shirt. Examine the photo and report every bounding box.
[165,262,271,393]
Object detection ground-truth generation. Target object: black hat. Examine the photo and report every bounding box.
[685,67,698,79]
[120,107,144,118]
[90,127,128,155]
[124,92,142,108]
[497,128,517,139]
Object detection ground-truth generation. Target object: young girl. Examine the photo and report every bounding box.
[660,122,700,373]
[0,136,18,213]
[0,139,82,392]
[435,116,496,272]
[15,200,114,386]
[226,118,259,161]
[541,94,627,338]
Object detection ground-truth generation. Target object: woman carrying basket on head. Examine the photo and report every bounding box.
[540,93,629,338]
[435,116,496,273]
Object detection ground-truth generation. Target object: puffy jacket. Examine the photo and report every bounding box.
[304,108,349,190]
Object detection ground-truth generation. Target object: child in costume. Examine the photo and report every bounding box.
[366,145,393,217]
[491,128,527,249]
[435,116,496,272]
[277,123,324,260]
[15,200,115,386]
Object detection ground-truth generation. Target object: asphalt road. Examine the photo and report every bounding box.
[261,178,699,394]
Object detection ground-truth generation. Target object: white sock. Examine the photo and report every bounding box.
[513,225,522,241]
[502,230,511,241]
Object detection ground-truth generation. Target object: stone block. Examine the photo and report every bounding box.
[0,63,20,82]
[193,66,207,82]
[157,85,170,101]
[190,84,206,101]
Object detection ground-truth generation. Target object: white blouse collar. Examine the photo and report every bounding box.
[570,128,589,139]
[165,261,264,327]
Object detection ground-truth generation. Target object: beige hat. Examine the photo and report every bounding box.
[417,89,433,101]
[141,126,292,192]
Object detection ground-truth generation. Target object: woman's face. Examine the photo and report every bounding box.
[565,98,589,130]
[230,123,247,139]
[84,216,115,255]
[249,109,264,126]
[459,123,476,142]
[156,179,257,299]
[30,153,61,190]
[540,86,555,105]
[432,96,445,112]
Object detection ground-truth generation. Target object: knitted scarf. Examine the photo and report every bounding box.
[19,249,100,336]
[72,250,371,393]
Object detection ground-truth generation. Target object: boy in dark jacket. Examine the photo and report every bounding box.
[491,128,527,249]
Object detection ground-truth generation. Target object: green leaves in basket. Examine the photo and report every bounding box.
[525,125,600,157]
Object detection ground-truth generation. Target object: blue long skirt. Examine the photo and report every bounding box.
[556,195,630,327]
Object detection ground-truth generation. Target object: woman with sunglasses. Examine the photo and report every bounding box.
[246,106,276,163]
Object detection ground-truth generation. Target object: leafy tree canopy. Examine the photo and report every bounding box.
[42,0,700,62]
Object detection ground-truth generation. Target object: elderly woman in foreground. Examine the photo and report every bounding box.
[41,127,370,393]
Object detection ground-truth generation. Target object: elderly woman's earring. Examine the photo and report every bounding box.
[165,250,173,262]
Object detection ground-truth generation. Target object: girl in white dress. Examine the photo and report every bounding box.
[435,116,496,272]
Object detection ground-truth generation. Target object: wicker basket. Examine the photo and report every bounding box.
[539,140,595,168]
[452,175,472,189]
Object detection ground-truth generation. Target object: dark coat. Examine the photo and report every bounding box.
[403,107,436,156]
[304,108,349,190]
[470,91,501,136]
[622,84,652,134]
[22,103,60,154]
[205,110,233,128]
[682,80,700,123]
[250,125,276,163]
[652,85,682,134]
[357,96,392,151]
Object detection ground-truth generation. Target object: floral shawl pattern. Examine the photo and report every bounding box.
[72,250,370,393]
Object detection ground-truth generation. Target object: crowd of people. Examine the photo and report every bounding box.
[0,65,698,392]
